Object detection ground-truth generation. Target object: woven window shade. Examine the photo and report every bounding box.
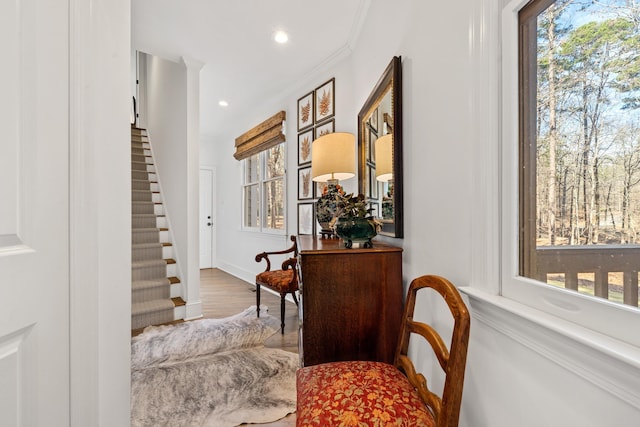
[234,110,286,160]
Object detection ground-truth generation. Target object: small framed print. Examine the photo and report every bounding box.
[314,78,335,123]
[369,107,379,132]
[315,119,335,139]
[298,166,313,200]
[298,129,313,166]
[368,128,378,163]
[368,165,378,200]
[297,91,314,131]
[298,203,314,235]
[315,181,328,198]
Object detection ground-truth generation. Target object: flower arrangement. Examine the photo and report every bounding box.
[334,192,373,219]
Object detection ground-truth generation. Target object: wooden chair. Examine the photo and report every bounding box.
[296,275,470,427]
[254,235,299,334]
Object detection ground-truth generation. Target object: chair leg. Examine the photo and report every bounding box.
[256,283,261,318]
[292,292,299,306]
[280,294,286,334]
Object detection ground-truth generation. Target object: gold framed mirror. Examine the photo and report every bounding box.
[357,56,403,238]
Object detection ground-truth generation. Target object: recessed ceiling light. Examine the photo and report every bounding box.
[274,30,288,44]
[218,100,229,107]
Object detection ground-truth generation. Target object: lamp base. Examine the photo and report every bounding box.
[315,179,342,236]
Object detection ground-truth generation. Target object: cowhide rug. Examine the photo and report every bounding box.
[130,306,298,427]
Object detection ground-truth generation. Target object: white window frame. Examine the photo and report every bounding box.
[500,0,640,349]
[241,143,287,235]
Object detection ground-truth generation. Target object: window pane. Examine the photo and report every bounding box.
[243,184,260,227]
[521,0,640,308]
[264,178,284,230]
[265,143,285,179]
[245,154,260,184]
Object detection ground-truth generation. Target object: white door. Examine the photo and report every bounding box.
[199,168,216,268]
[0,1,71,425]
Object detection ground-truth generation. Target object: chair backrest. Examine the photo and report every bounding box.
[394,275,470,427]
[255,235,298,272]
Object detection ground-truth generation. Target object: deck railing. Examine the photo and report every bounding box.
[535,245,640,307]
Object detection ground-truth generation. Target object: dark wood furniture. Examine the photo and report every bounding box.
[296,235,403,366]
[254,235,299,334]
[296,275,471,427]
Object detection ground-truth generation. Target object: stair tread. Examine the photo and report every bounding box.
[171,297,186,307]
[169,276,180,284]
[132,259,169,268]
[132,278,171,290]
[132,242,163,248]
[131,258,175,267]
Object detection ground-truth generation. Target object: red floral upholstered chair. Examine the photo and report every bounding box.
[254,235,299,334]
[296,275,470,427]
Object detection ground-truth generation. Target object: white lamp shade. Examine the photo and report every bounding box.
[375,134,393,182]
[311,132,356,182]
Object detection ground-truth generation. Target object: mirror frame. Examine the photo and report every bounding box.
[357,56,403,238]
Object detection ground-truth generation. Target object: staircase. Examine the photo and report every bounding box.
[131,126,185,330]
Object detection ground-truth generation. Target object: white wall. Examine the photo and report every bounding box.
[144,53,201,317]
[203,0,640,425]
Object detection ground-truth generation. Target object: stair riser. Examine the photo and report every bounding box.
[132,245,173,260]
[131,203,163,216]
[132,162,156,173]
[131,191,161,203]
[132,215,167,228]
[131,309,174,330]
[132,286,170,304]
[132,263,167,281]
[132,230,160,244]
[132,216,167,229]
[132,245,163,260]
[132,180,150,191]
[131,263,176,281]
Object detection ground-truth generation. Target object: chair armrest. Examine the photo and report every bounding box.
[255,252,273,271]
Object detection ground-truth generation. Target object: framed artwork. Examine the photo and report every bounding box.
[368,165,378,200]
[297,91,314,131]
[298,166,313,200]
[298,129,313,166]
[368,128,378,163]
[315,119,335,139]
[315,181,328,198]
[314,78,335,123]
[298,203,315,235]
[369,107,379,132]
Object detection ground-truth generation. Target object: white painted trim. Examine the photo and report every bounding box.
[468,0,501,293]
[69,0,100,424]
[461,287,640,410]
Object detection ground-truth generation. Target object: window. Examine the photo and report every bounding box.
[502,0,640,346]
[242,143,286,232]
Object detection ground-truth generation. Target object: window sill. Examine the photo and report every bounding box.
[459,287,640,410]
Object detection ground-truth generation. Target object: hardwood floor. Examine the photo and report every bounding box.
[199,268,298,426]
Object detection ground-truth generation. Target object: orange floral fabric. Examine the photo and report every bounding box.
[296,361,435,427]
[256,269,296,292]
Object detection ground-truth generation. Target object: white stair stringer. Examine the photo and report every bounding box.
[131,126,185,330]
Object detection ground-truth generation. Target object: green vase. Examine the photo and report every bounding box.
[334,217,377,248]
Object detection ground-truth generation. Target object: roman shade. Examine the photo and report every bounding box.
[234,110,286,160]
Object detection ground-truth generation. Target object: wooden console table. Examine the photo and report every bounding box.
[296,235,403,366]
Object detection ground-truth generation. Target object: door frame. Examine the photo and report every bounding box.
[69,0,131,425]
[199,166,217,268]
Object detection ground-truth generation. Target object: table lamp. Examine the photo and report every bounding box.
[311,132,356,236]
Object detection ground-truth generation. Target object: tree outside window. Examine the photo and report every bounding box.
[242,143,286,232]
[520,0,640,308]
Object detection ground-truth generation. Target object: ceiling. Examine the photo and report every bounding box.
[132,0,370,140]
